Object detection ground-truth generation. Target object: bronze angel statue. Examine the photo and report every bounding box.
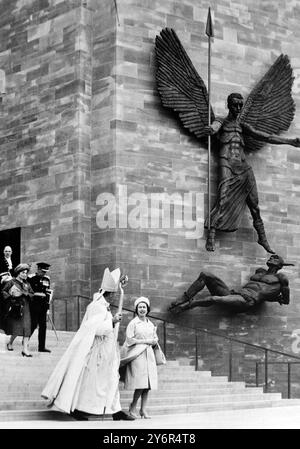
[155,28,300,253]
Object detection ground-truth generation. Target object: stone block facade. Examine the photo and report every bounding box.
[1,0,300,392]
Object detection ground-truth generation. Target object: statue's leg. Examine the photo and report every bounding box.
[210,294,249,308]
[246,186,275,254]
[206,227,216,252]
[173,296,214,311]
[169,272,230,311]
[185,271,230,300]
[174,294,248,311]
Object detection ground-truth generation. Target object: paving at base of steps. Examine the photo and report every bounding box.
[1,405,300,429]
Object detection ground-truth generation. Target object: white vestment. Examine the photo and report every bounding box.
[41,295,121,414]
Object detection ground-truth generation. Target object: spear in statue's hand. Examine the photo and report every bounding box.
[206,7,214,231]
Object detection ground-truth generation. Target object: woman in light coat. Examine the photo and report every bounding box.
[120,296,158,419]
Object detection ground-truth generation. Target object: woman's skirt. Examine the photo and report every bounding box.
[5,298,31,337]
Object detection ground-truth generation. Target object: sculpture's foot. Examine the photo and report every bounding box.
[257,238,275,254]
[169,304,186,314]
[169,299,189,312]
[169,296,214,312]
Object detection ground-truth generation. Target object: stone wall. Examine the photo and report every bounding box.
[90,0,118,293]
[1,0,300,394]
[0,0,92,329]
[108,0,300,394]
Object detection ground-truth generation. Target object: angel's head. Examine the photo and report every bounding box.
[227,93,243,118]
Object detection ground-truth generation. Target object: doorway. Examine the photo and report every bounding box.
[0,227,21,266]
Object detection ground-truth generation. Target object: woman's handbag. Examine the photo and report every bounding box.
[153,343,166,366]
[6,284,24,319]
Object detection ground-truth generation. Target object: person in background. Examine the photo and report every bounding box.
[1,263,34,356]
[120,297,159,419]
[41,267,135,421]
[0,246,14,278]
[28,262,52,353]
[0,272,12,332]
[0,246,14,330]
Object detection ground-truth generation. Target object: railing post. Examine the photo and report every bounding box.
[195,333,198,371]
[228,340,233,381]
[264,349,268,392]
[65,299,68,331]
[288,362,291,399]
[256,362,259,387]
[163,321,167,357]
[77,296,80,329]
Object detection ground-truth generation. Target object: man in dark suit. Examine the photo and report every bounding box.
[0,246,14,279]
[0,246,14,331]
[28,262,52,353]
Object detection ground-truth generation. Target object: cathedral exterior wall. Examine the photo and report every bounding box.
[109,0,300,393]
[1,0,300,393]
[0,0,92,329]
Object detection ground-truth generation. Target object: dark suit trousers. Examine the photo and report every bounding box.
[30,300,48,350]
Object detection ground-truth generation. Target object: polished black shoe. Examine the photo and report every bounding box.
[39,348,51,353]
[70,410,89,421]
[21,351,33,358]
[113,410,135,421]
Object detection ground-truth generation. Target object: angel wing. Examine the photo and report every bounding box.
[239,54,295,152]
[155,28,214,139]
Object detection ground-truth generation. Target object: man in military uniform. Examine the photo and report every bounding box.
[29,262,52,353]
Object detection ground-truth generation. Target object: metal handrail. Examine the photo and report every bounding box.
[51,294,300,398]
[51,294,300,360]
[255,361,300,398]
[111,303,300,362]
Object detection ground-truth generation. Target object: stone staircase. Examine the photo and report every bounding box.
[1,330,300,422]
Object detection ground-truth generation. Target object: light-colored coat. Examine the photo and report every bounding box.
[41,295,121,414]
[120,316,158,390]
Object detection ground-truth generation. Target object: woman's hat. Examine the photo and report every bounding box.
[134,296,150,309]
[14,263,30,276]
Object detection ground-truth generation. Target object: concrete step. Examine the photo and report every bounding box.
[1,373,219,385]
[0,400,49,411]
[0,391,281,413]
[1,329,299,421]
[120,386,264,399]
[2,398,300,423]
[140,399,290,415]
[0,385,263,401]
[1,381,248,395]
[0,395,292,419]
[0,410,72,422]
[121,392,283,406]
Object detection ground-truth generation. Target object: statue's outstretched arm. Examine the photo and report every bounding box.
[243,123,300,147]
